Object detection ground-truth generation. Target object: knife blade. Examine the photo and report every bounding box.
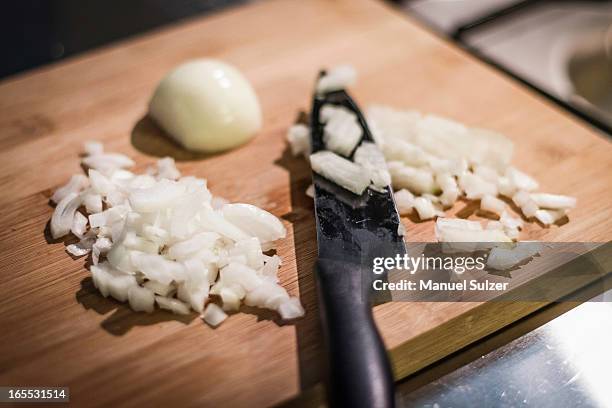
[310,85,406,408]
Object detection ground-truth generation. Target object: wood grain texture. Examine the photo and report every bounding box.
[0,0,611,407]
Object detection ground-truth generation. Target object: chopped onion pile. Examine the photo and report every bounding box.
[367,105,539,224]
[287,101,576,239]
[287,66,577,269]
[50,143,304,326]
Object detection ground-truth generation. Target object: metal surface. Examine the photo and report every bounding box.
[403,0,612,135]
[398,290,612,407]
[461,1,612,133]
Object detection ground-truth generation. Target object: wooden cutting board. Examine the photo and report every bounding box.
[1,0,611,406]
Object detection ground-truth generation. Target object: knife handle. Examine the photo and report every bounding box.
[316,258,395,408]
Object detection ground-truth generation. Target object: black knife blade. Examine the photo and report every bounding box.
[310,87,406,408]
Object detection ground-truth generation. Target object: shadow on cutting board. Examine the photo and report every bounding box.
[130,115,222,162]
[274,141,327,393]
[75,279,292,336]
[75,277,198,335]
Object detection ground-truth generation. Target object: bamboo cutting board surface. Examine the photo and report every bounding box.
[1,0,611,406]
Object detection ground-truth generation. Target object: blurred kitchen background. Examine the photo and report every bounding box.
[3,1,611,407]
[3,0,611,135]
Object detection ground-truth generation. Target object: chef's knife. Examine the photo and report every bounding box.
[310,84,406,408]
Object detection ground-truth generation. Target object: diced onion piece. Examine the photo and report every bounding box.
[310,151,370,195]
[71,211,89,239]
[480,195,506,216]
[106,244,137,273]
[473,165,500,183]
[316,65,357,93]
[497,176,516,197]
[439,188,458,208]
[436,218,483,231]
[128,285,155,313]
[435,216,511,244]
[220,263,263,292]
[92,237,112,265]
[144,280,176,297]
[512,190,530,207]
[261,255,282,281]
[199,208,251,242]
[131,252,185,285]
[51,192,82,239]
[435,173,457,192]
[413,197,437,220]
[436,173,460,208]
[66,243,91,257]
[394,189,415,215]
[106,269,138,303]
[383,138,429,167]
[506,167,539,192]
[230,237,264,269]
[323,106,362,157]
[513,191,539,218]
[222,204,286,244]
[521,201,539,218]
[84,140,104,156]
[415,116,513,171]
[487,242,542,270]
[366,105,421,146]
[354,142,391,189]
[83,193,103,213]
[500,211,523,230]
[428,157,467,176]
[88,205,129,229]
[397,222,406,236]
[167,232,220,261]
[129,174,157,190]
[530,193,576,210]
[91,262,113,297]
[319,105,341,123]
[505,227,520,240]
[82,153,135,174]
[535,209,567,226]
[129,180,186,212]
[88,169,115,196]
[156,157,181,180]
[177,281,209,313]
[277,297,305,320]
[211,196,229,210]
[466,128,514,171]
[245,281,289,308]
[202,303,228,327]
[305,184,314,198]
[287,124,311,157]
[459,172,497,199]
[155,296,191,315]
[51,174,89,204]
[218,287,243,311]
[123,231,159,254]
[388,162,438,195]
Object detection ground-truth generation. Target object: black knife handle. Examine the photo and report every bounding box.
[316,258,395,408]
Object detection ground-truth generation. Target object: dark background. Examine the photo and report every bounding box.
[1,0,246,79]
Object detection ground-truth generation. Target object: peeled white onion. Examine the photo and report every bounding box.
[148,59,262,153]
